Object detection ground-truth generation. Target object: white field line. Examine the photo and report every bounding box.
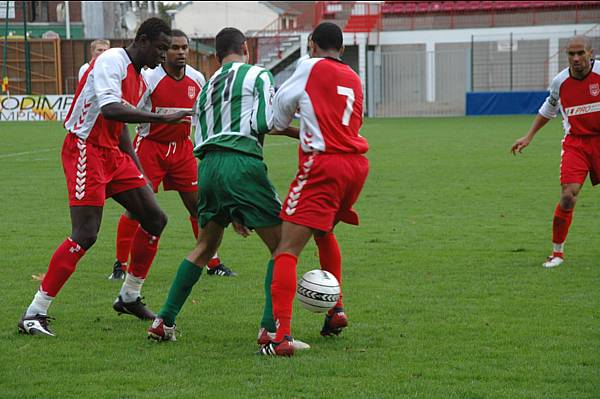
[0,147,57,159]
[0,140,295,160]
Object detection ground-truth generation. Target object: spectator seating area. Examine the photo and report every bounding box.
[381,1,600,15]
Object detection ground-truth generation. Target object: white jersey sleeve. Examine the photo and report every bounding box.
[93,52,127,108]
[186,65,206,88]
[250,70,275,135]
[539,68,569,119]
[273,58,317,131]
[78,63,90,82]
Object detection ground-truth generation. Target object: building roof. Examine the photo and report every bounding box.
[261,1,303,16]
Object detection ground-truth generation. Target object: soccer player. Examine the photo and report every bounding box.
[147,27,282,342]
[511,35,600,268]
[18,18,192,337]
[109,29,236,281]
[78,39,110,82]
[259,22,370,357]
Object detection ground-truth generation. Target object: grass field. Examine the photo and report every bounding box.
[0,116,599,398]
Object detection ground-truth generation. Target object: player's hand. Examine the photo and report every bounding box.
[232,221,252,237]
[160,110,193,124]
[511,136,531,155]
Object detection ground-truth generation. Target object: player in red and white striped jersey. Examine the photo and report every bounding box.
[110,30,237,281]
[260,23,370,356]
[511,35,600,268]
[18,18,192,337]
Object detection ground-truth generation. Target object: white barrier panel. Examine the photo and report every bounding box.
[0,95,74,121]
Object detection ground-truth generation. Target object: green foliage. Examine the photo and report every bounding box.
[158,2,182,26]
[0,117,599,398]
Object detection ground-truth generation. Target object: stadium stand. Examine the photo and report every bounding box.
[378,1,600,30]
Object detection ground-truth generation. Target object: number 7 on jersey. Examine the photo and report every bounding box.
[337,86,355,126]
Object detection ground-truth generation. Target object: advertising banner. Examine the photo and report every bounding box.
[0,95,74,121]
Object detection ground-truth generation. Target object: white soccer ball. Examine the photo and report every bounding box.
[296,269,340,313]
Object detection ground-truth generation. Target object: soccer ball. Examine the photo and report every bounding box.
[296,270,340,313]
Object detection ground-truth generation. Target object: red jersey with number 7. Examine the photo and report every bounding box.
[273,57,368,154]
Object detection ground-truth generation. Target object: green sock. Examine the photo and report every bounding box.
[260,259,276,331]
[158,258,203,326]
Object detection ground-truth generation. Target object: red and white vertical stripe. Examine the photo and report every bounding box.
[285,154,315,216]
[75,139,87,200]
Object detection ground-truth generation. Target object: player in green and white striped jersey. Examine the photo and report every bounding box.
[148,28,288,347]
[193,56,274,159]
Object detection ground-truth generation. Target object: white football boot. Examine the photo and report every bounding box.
[543,256,564,268]
[18,313,55,336]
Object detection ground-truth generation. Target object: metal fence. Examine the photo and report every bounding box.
[471,26,600,92]
[371,46,469,117]
[371,25,600,117]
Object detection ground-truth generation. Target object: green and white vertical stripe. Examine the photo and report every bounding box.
[194,62,274,159]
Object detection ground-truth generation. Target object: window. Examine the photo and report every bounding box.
[31,1,49,22]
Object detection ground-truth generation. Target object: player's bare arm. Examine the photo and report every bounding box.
[101,102,192,124]
[511,114,551,155]
[117,125,145,175]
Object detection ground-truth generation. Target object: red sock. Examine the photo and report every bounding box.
[116,214,140,266]
[315,232,343,311]
[41,238,86,297]
[208,255,221,269]
[128,228,160,279]
[189,216,199,240]
[271,252,297,341]
[552,204,573,253]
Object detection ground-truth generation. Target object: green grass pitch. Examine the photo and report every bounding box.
[0,116,598,398]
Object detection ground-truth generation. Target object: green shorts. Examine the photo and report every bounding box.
[197,150,282,229]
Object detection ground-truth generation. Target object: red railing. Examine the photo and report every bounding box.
[380,0,600,30]
[251,17,298,66]
[314,2,382,34]
[381,1,599,15]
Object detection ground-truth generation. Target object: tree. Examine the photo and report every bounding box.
[158,2,181,26]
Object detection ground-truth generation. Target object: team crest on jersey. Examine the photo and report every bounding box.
[590,83,600,97]
[188,86,196,99]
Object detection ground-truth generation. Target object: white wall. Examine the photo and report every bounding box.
[378,24,598,45]
[173,2,278,37]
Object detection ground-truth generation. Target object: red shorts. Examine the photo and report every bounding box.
[133,135,198,193]
[560,134,600,185]
[62,133,146,207]
[280,152,369,232]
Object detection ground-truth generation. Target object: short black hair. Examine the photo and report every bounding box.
[215,27,246,62]
[311,22,343,51]
[171,29,189,43]
[135,17,172,42]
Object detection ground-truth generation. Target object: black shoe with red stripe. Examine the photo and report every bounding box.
[206,263,237,277]
[257,336,295,357]
[320,307,348,336]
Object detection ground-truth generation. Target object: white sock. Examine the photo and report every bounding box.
[553,242,565,254]
[119,274,144,303]
[26,290,53,316]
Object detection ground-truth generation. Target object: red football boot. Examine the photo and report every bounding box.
[257,336,295,357]
[321,307,348,336]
